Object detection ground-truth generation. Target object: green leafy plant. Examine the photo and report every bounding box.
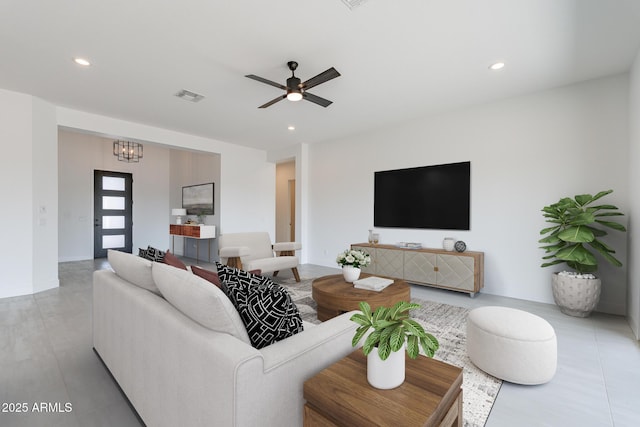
[539,189,626,274]
[350,301,439,361]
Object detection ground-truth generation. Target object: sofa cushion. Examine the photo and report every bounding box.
[216,262,303,349]
[152,262,251,344]
[192,266,263,288]
[163,251,187,270]
[108,249,160,295]
[191,265,222,287]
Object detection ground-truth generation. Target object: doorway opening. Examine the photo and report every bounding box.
[276,161,296,242]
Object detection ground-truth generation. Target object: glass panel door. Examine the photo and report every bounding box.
[94,170,133,257]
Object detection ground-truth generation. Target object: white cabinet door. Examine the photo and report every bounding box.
[404,251,437,284]
[436,254,475,291]
[375,248,404,278]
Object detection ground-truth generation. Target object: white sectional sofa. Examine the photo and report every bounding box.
[93,250,358,427]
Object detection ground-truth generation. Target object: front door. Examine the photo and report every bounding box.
[94,170,133,258]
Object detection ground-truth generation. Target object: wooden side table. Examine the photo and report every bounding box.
[312,274,410,321]
[303,350,463,427]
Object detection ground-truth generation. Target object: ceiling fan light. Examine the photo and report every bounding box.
[287,91,303,102]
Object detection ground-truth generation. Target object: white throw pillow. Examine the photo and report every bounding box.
[107,249,160,295]
[152,262,251,344]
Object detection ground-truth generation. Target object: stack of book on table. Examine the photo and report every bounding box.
[353,276,394,292]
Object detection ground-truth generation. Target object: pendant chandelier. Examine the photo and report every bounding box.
[113,140,143,163]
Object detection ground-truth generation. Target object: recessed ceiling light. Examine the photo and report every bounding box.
[489,62,505,71]
[288,126,295,131]
[73,57,91,66]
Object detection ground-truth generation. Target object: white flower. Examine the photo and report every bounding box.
[336,248,371,268]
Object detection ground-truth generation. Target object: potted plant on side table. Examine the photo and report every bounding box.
[539,189,627,317]
[351,301,439,389]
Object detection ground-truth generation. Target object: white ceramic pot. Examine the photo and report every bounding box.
[367,348,405,389]
[342,266,361,283]
[551,272,601,317]
[443,237,456,251]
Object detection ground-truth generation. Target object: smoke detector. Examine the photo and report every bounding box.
[174,89,205,103]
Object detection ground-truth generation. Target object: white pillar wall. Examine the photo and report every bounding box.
[0,89,58,298]
[628,50,640,339]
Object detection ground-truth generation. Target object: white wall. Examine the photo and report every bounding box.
[0,92,275,298]
[58,130,171,261]
[32,97,59,292]
[0,89,34,297]
[307,75,630,314]
[169,149,221,260]
[628,51,640,338]
[0,89,58,298]
[56,107,275,238]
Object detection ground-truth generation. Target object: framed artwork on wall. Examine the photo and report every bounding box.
[182,182,214,215]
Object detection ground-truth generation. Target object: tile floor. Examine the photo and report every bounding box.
[0,258,638,426]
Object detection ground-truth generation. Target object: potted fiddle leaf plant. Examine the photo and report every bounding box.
[539,189,626,317]
[351,301,439,389]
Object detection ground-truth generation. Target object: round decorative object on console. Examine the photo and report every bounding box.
[454,241,466,252]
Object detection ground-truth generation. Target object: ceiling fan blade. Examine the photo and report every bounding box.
[259,94,287,108]
[245,74,287,90]
[300,67,340,90]
[302,92,332,108]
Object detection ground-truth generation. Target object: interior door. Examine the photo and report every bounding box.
[288,179,296,241]
[94,170,133,257]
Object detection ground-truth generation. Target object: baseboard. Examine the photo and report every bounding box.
[58,255,93,262]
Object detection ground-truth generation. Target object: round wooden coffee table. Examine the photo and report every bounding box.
[312,274,411,321]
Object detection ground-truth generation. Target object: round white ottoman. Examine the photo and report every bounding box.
[466,306,557,385]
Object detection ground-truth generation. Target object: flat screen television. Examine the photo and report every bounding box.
[374,161,470,230]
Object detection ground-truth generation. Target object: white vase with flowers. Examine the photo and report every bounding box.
[336,249,372,282]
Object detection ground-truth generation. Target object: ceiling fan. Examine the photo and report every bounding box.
[245,61,340,108]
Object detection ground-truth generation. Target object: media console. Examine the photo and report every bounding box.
[351,243,484,296]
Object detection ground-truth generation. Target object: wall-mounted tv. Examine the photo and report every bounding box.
[374,161,470,230]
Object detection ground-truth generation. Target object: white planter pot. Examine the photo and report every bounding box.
[551,273,601,317]
[342,266,361,283]
[443,237,456,251]
[367,348,405,389]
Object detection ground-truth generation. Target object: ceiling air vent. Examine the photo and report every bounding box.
[341,0,369,10]
[174,89,205,103]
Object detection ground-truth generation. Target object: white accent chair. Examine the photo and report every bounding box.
[218,232,302,282]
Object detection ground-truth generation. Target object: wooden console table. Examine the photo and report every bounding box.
[351,243,484,296]
[169,224,216,263]
[304,350,463,426]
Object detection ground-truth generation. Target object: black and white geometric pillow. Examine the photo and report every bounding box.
[216,262,303,349]
[139,245,166,262]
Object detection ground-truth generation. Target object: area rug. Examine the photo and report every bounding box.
[274,276,502,427]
